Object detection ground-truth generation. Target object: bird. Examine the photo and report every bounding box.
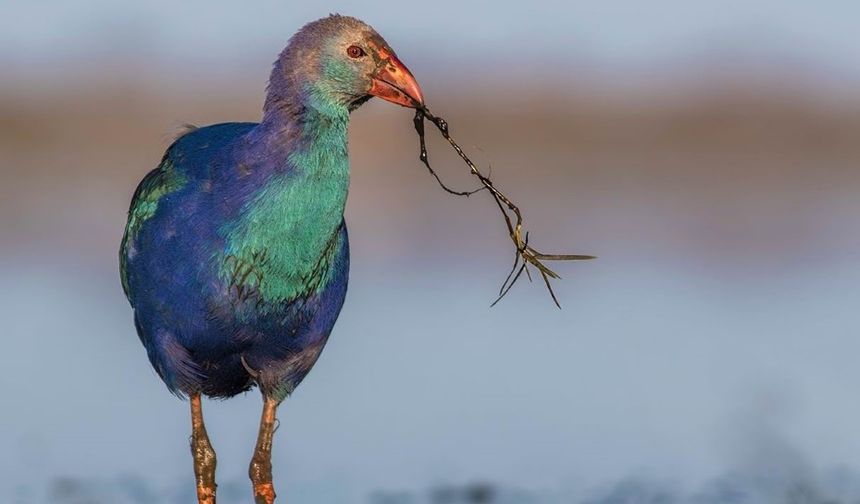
[119,15,424,504]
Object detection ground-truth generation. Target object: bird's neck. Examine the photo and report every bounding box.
[257,91,351,213]
[260,80,351,154]
[261,57,351,142]
[252,78,353,223]
[221,90,351,304]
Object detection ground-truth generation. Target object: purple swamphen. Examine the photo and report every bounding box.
[120,15,424,503]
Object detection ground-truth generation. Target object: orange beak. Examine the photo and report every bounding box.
[368,49,424,108]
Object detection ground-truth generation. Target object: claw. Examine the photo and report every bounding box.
[241,354,260,381]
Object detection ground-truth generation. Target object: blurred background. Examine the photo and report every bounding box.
[2,1,859,503]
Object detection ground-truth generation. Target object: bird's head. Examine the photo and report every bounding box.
[266,15,424,117]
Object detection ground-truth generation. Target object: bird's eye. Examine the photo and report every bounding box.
[346,45,365,59]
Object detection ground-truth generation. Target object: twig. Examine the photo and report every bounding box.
[412,106,596,308]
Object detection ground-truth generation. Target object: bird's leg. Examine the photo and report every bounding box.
[190,393,217,504]
[249,396,279,504]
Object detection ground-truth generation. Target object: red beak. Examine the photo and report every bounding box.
[368,49,424,108]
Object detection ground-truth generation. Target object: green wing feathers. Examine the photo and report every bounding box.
[119,157,187,299]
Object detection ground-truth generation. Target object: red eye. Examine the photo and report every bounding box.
[347,45,365,58]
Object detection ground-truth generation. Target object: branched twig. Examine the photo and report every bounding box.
[413,106,596,308]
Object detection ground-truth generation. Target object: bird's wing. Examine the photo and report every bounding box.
[119,152,188,300]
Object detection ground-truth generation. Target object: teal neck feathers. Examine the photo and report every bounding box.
[221,90,350,305]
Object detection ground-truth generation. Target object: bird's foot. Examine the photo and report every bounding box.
[252,482,276,504]
[196,484,217,504]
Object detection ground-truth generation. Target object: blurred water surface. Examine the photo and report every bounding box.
[1,2,860,503]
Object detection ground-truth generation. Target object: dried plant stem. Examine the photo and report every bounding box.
[413,106,596,308]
